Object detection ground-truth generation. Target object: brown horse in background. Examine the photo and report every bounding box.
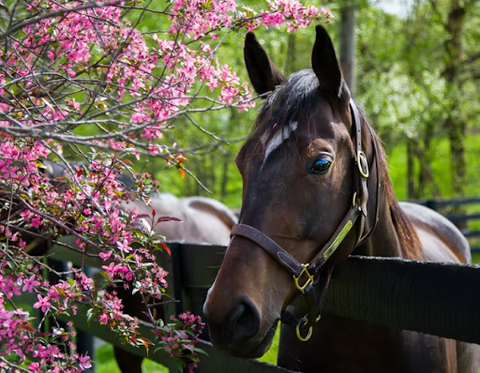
[203,26,480,372]
[115,193,237,373]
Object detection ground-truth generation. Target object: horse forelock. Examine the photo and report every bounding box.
[247,70,351,162]
[247,70,321,161]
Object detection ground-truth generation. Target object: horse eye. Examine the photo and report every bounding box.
[310,159,332,174]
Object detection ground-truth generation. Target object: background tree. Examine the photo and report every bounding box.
[339,0,358,94]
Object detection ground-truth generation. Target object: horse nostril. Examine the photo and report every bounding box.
[230,297,260,341]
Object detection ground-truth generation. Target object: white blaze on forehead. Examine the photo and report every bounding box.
[261,120,298,166]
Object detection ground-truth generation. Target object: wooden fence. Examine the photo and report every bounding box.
[33,198,480,372]
[42,239,480,372]
[420,198,480,252]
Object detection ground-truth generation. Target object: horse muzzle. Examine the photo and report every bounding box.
[204,292,276,357]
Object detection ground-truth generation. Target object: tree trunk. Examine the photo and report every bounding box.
[220,154,229,202]
[407,139,417,200]
[418,120,433,198]
[339,2,358,95]
[443,0,467,197]
[220,108,237,201]
[284,33,296,76]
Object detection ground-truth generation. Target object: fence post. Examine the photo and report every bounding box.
[76,266,96,373]
[47,259,95,372]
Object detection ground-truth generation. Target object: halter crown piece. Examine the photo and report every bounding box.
[230,98,379,341]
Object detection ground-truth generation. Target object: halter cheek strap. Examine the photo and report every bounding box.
[229,99,379,341]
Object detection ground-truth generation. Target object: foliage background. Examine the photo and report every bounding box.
[138,0,480,207]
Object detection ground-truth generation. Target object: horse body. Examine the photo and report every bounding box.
[203,26,480,373]
[402,202,471,263]
[123,193,236,245]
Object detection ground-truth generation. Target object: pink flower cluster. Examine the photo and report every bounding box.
[0,273,91,372]
[152,312,205,373]
[263,0,332,31]
[0,0,331,370]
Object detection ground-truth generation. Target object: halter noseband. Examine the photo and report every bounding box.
[230,99,380,341]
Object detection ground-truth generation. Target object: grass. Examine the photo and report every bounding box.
[472,253,480,264]
[96,344,169,373]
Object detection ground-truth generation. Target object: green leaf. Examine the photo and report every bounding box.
[176,360,185,373]
[100,271,111,281]
[194,347,208,356]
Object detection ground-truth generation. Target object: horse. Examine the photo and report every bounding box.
[115,193,238,373]
[203,25,480,373]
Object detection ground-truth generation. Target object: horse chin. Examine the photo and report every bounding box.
[228,320,279,359]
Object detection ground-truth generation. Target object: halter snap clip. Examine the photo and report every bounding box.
[293,264,314,294]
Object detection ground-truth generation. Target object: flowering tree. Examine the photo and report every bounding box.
[0,0,331,371]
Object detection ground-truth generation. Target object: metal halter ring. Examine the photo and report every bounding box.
[293,264,314,294]
[357,151,370,178]
[295,315,321,342]
[296,319,313,342]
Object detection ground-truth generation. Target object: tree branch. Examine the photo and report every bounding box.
[0,1,121,41]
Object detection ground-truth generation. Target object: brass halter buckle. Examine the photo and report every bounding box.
[293,263,314,294]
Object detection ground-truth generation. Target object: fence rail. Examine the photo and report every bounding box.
[37,197,480,372]
[42,236,480,372]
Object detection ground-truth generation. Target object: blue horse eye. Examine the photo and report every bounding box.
[310,159,332,174]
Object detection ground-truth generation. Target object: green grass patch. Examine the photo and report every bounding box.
[95,344,168,373]
[257,327,280,365]
[471,253,480,264]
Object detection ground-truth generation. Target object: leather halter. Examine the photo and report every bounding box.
[230,99,380,341]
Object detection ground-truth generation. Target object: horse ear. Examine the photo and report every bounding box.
[311,25,344,98]
[244,32,286,96]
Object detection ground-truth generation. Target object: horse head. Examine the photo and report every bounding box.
[204,25,379,357]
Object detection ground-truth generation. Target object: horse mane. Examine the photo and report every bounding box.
[359,113,423,260]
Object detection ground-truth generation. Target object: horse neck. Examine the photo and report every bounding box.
[355,196,407,258]
[354,132,416,259]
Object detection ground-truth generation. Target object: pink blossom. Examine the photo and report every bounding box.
[30,216,43,229]
[33,294,52,313]
[99,313,109,325]
[22,275,41,293]
[99,250,113,261]
[78,354,92,370]
[2,277,21,298]
[102,262,128,277]
[29,362,41,372]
